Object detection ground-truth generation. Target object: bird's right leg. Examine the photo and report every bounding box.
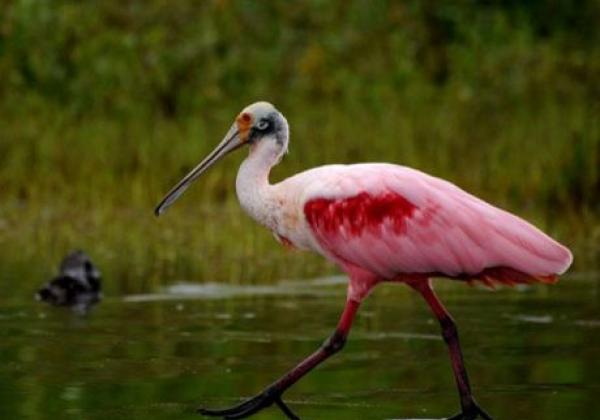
[198,298,361,419]
[407,278,493,420]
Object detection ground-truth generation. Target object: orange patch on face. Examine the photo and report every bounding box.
[236,112,253,142]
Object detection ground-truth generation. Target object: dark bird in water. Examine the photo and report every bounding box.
[36,250,102,310]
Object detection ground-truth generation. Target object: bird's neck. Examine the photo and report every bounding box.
[235,139,283,229]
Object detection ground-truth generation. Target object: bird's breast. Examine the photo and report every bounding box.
[270,199,311,250]
[274,233,296,249]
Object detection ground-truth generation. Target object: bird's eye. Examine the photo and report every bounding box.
[256,119,270,131]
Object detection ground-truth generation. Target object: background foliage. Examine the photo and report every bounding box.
[0,0,598,294]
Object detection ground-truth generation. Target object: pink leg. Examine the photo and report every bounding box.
[408,279,493,420]
[199,298,361,419]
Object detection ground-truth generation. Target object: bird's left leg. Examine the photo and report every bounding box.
[407,278,493,420]
[199,298,361,419]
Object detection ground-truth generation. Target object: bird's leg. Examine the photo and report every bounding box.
[407,279,493,420]
[199,298,361,419]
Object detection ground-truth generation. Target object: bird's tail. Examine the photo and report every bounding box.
[484,206,573,281]
[469,266,559,288]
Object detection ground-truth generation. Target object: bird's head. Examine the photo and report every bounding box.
[155,101,288,216]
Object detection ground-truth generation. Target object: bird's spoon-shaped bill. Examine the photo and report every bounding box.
[154,123,242,216]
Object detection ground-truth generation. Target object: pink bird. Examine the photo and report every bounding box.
[155,102,573,420]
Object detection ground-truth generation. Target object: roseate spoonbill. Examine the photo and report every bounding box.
[155,102,573,419]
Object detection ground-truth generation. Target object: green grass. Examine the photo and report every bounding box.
[0,91,597,297]
[0,1,598,295]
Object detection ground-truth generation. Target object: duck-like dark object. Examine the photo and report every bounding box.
[36,250,102,308]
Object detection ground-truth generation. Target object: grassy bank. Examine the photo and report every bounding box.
[0,1,598,295]
[0,92,597,296]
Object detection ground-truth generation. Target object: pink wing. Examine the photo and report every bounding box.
[300,164,572,285]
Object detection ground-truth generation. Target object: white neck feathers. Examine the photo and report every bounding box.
[235,138,284,229]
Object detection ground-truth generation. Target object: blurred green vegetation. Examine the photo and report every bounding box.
[0,0,598,294]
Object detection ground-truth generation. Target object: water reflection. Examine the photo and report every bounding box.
[0,274,598,419]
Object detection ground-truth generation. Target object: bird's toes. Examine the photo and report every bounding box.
[198,390,276,419]
[446,400,493,420]
[198,395,263,417]
[198,389,300,419]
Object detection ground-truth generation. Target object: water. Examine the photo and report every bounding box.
[1,274,598,419]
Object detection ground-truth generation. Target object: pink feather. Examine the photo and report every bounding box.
[294,163,572,286]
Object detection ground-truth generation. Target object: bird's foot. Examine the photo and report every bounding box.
[447,399,493,420]
[198,386,299,419]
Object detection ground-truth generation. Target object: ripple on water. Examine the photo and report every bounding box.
[506,314,554,324]
[122,276,346,303]
[573,319,600,328]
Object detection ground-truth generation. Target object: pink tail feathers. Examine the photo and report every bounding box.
[483,211,573,286]
[470,267,560,288]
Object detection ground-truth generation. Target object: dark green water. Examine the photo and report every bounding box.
[1,274,598,419]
